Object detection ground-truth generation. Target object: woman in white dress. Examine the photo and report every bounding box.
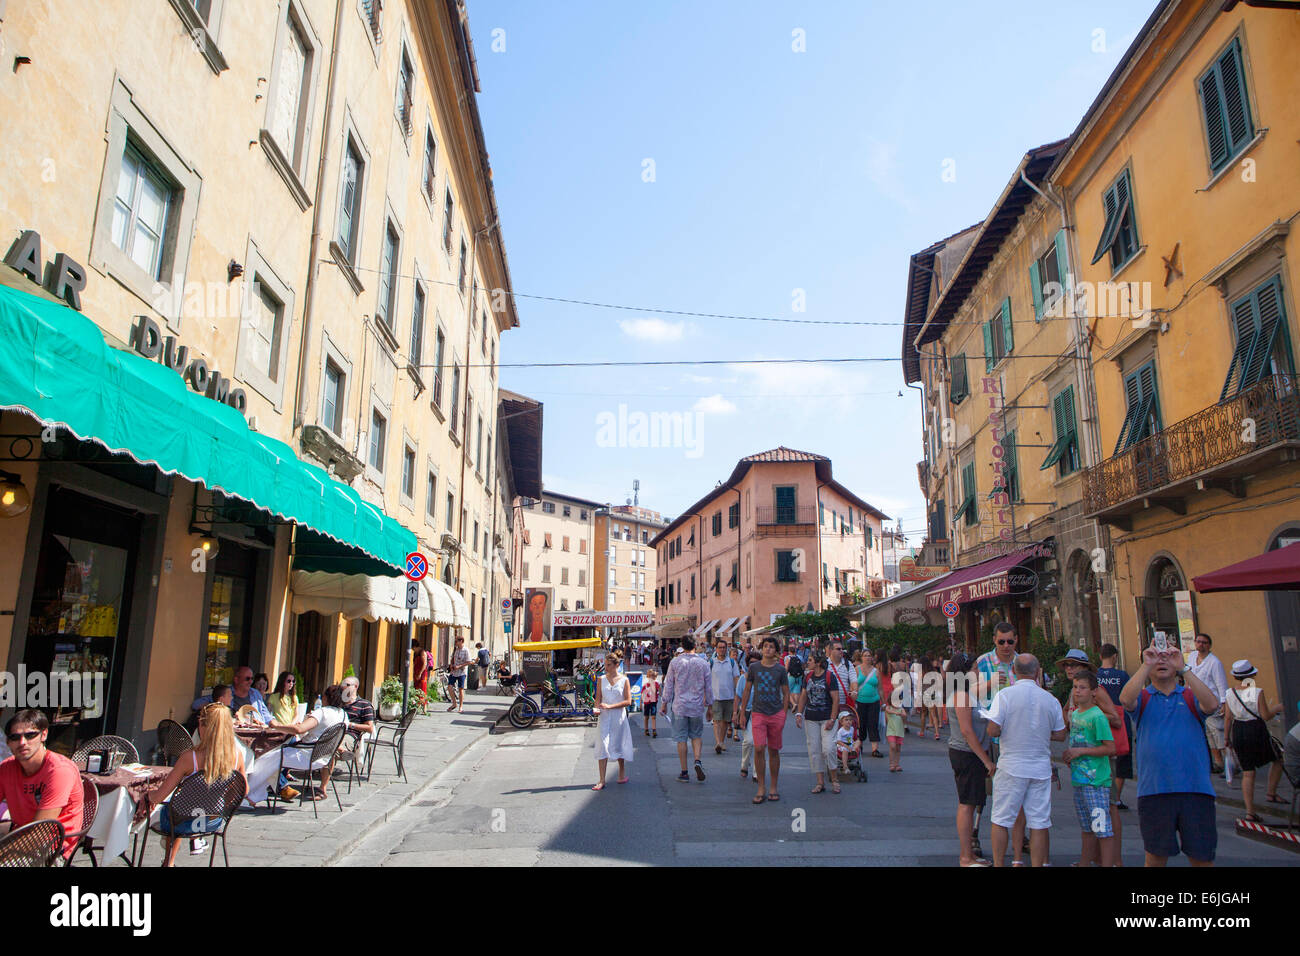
[593,653,633,790]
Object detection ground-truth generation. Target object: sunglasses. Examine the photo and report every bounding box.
[997,639,1017,646]
[6,731,40,742]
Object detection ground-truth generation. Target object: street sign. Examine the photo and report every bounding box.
[942,600,960,618]
[503,621,512,633]
[947,618,956,634]
[405,582,420,610]
[501,598,511,612]
[405,552,429,581]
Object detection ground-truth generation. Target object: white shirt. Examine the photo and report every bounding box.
[1185,650,1228,704]
[1226,685,1262,721]
[301,706,348,744]
[826,659,855,701]
[982,678,1064,780]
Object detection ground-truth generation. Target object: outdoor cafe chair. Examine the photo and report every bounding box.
[365,707,416,784]
[156,719,196,766]
[72,734,139,766]
[133,770,247,867]
[62,777,99,867]
[273,722,346,818]
[0,819,65,867]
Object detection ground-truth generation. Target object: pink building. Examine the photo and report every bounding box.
[651,448,888,641]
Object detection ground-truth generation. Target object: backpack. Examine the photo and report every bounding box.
[1135,685,1211,769]
[786,656,804,680]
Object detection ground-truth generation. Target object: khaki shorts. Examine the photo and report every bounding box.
[712,699,735,723]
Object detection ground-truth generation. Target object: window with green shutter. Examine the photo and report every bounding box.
[865,525,873,548]
[1041,386,1081,476]
[983,320,994,372]
[1114,362,1162,453]
[1090,169,1140,271]
[954,462,978,527]
[1199,37,1254,174]
[983,299,1014,369]
[1220,276,1292,399]
[949,353,970,404]
[776,550,798,582]
[990,429,1020,502]
[1030,231,1067,321]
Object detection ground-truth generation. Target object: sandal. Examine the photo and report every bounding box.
[811,785,825,794]
[1011,860,1026,867]
[753,793,766,804]
[831,784,841,794]
[1266,794,1287,804]
[740,768,748,778]
[767,793,780,802]
[960,860,991,867]
[1243,813,1263,823]
[591,783,605,791]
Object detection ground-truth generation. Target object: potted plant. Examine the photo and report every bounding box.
[378,675,404,720]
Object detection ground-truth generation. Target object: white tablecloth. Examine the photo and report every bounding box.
[86,784,142,862]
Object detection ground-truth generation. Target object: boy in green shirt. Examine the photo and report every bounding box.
[1063,672,1117,867]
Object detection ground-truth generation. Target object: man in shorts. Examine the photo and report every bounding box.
[448,636,472,712]
[1119,641,1221,866]
[661,634,712,783]
[707,638,742,754]
[740,637,790,803]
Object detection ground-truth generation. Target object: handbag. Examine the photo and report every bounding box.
[1231,689,1284,761]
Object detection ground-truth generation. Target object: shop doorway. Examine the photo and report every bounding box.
[203,542,258,692]
[345,618,377,701]
[293,611,331,703]
[21,487,139,752]
[1266,527,1300,725]
[1137,555,1184,649]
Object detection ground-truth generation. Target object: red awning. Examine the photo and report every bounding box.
[1193,542,1300,593]
[924,545,1042,610]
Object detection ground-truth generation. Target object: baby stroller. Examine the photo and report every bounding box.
[832,708,868,783]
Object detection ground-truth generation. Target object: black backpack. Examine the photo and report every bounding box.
[786,656,804,679]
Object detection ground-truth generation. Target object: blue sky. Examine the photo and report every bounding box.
[473,0,1155,543]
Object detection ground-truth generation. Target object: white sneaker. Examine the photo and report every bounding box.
[189,837,209,856]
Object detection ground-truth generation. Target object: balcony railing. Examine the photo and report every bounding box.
[1083,374,1300,523]
[755,504,817,526]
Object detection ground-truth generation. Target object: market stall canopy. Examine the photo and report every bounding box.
[512,637,604,653]
[694,619,720,638]
[718,615,749,637]
[291,572,468,625]
[0,284,415,573]
[1193,542,1300,593]
[713,617,739,638]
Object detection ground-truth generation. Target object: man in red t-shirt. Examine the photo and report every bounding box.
[0,709,84,859]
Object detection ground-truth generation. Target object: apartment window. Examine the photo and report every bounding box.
[543,533,552,549]
[1091,168,1140,272]
[728,503,739,529]
[446,492,455,532]
[432,327,446,408]
[321,359,344,434]
[561,567,569,585]
[360,0,382,43]
[712,512,722,536]
[949,353,970,404]
[521,561,529,578]
[542,501,556,514]
[983,298,1013,371]
[690,574,695,600]
[475,414,483,473]
[608,590,616,607]
[422,127,437,201]
[562,536,570,552]
[1029,232,1068,321]
[610,569,618,586]
[376,219,400,332]
[1221,276,1292,399]
[641,530,649,543]
[490,341,496,379]
[1042,386,1081,476]
[236,242,295,405]
[368,408,387,473]
[712,566,721,594]
[563,505,571,518]
[1114,363,1162,454]
[542,566,551,583]
[579,539,587,555]
[481,311,489,354]
[865,525,874,549]
[442,189,455,251]
[449,364,461,435]
[578,569,586,587]
[639,549,646,566]
[409,282,426,366]
[776,550,798,583]
[457,239,468,293]
[401,444,416,500]
[610,545,617,564]
[954,462,978,527]
[112,141,176,282]
[336,137,365,263]
[426,471,437,520]
[994,430,1021,503]
[1199,37,1255,174]
[395,47,414,137]
[728,560,739,590]
[461,508,467,539]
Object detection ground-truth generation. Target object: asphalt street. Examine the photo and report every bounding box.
[339,704,1298,867]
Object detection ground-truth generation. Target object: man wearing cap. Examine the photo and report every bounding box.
[1119,642,1221,866]
[1185,633,1228,773]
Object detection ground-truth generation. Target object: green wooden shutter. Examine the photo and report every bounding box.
[1091,183,1120,264]
[1220,293,1260,399]
[1218,40,1253,158]
[1029,259,1044,322]
[1114,371,1144,454]
[1200,61,1230,172]
[1053,230,1070,299]
[1004,430,1018,501]
[1001,297,1014,353]
[1241,278,1284,390]
[983,321,994,371]
[1136,362,1160,441]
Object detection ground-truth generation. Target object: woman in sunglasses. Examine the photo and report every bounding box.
[0,708,85,860]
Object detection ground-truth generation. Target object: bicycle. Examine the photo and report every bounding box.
[432,667,451,705]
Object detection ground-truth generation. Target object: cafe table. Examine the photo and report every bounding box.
[81,764,171,863]
[234,726,293,806]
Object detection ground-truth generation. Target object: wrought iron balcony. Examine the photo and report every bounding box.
[755,504,817,527]
[1082,374,1300,529]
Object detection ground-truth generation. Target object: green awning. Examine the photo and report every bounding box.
[0,283,415,573]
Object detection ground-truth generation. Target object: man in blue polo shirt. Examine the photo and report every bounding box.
[1119,641,1221,866]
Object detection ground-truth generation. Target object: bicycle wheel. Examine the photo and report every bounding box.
[508,697,538,729]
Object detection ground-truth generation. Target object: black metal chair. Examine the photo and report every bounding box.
[72,734,139,766]
[156,719,196,766]
[0,820,65,867]
[365,708,416,783]
[332,726,376,794]
[134,771,247,867]
[62,777,99,867]
[273,722,345,818]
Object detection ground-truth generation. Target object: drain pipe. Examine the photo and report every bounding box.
[292,0,348,434]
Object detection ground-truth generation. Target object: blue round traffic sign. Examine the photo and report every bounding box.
[405,552,429,581]
[942,601,960,618]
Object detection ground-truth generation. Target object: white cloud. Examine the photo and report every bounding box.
[692,394,737,415]
[619,317,689,343]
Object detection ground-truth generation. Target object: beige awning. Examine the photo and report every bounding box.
[719,615,749,637]
[714,616,739,637]
[291,572,469,627]
[694,619,721,638]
